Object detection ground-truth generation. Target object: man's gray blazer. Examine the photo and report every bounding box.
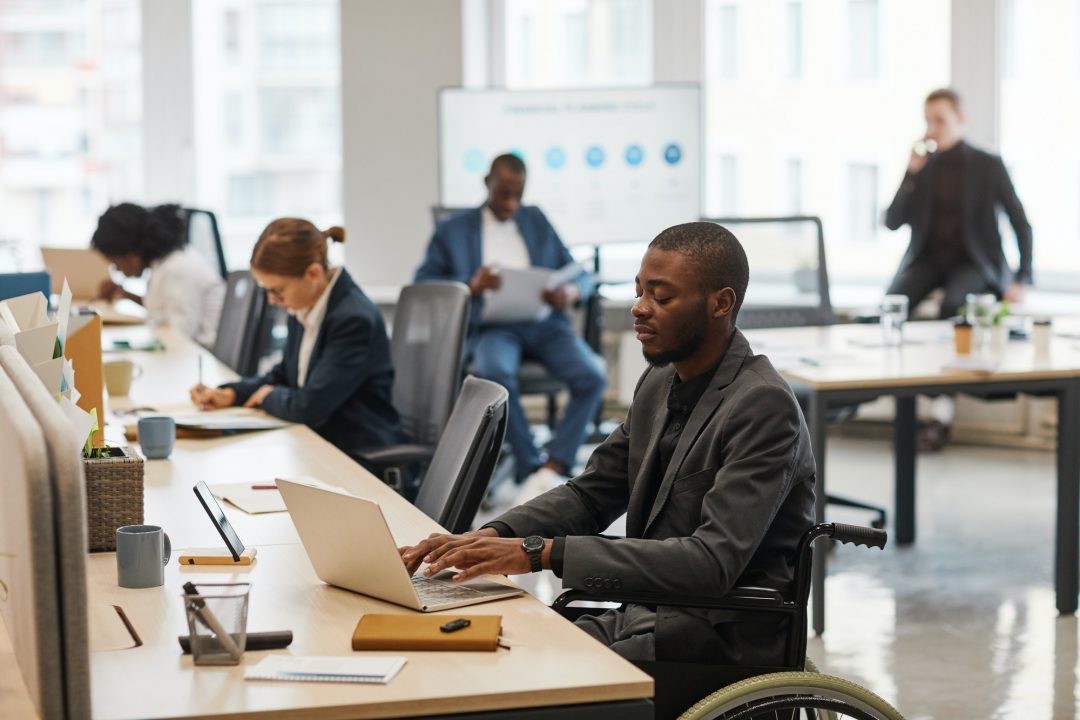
[493,329,817,664]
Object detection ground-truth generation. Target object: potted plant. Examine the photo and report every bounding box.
[82,424,144,552]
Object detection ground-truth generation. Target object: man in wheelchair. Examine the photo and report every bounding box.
[401,221,816,666]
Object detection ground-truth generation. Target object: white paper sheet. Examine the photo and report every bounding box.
[13,322,59,366]
[56,280,73,353]
[210,482,288,514]
[1,292,49,332]
[60,395,97,449]
[31,357,65,396]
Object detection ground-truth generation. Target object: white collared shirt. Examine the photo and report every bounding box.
[143,247,225,347]
[295,267,342,387]
[481,205,530,270]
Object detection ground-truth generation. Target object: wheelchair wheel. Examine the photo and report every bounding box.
[678,671,905,720]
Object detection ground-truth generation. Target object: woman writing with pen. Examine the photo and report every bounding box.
[190,218,404,466]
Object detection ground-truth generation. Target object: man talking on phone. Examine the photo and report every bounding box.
[883,88,1033,450]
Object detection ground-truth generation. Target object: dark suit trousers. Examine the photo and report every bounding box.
[574,606,657,661]
[887,252,996,319]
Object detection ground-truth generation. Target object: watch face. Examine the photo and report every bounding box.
[523,535,544,553]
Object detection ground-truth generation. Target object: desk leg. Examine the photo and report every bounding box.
[895,395,917,545]
[1057,379,1080,615]
[807,390,827,636]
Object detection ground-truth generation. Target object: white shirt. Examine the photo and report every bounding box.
[144,247,225,347]
[294,267,341,387]
[481,205,530,270]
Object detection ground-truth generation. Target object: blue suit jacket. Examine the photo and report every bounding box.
[414,205,593,329]
[224,268,404,456]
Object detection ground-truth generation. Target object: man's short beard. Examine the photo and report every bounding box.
[642,312,710,368]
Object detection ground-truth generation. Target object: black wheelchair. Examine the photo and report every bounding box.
[552,523,905,720]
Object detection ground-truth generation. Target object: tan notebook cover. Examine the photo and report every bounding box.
[65,314,104,446]
[351,614,501,652]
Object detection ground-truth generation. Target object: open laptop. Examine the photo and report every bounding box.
[276,478,524,612]
[40,247,146,324]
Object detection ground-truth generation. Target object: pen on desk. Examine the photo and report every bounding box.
[198,355,203,387]
[798,357,821,367]
[251,484,278,490]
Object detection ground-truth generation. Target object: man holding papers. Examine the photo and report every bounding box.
[415,154,605,496]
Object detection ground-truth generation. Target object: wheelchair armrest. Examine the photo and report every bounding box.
[552,585,790,615]
[353,443,436,467]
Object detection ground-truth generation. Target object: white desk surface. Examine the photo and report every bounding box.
[744,320,1080,391]
[86,326,651,719]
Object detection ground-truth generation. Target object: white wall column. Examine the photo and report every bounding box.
[140,0,197,204]
[950,0,1002,149]
[340,0,465,289]
[652,0,704,84]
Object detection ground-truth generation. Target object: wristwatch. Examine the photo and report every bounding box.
[521,535,544,573]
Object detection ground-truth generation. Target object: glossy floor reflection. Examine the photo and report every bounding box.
[490,437,1075,719]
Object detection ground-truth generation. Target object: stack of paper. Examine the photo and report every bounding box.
[0,281,98,449]
[480,263,583,324]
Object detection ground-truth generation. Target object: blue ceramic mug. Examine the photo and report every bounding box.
[116,525,172,588]
[138,416,176,459]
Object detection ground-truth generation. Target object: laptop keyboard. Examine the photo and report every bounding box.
[411,576,491,604]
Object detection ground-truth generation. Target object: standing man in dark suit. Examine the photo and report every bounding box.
[885,88,1033,450]
[415,154,606,497]
[885,88,1033,318]
[402,222,817,665]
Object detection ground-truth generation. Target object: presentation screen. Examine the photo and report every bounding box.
[438,86,701,246]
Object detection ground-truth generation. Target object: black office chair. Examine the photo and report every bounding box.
[211,270,269,376]
[181,208,227,279]
[412,376,509,533]
[552,523,898,720]
[356,282,472,492]
[704,216,885,529]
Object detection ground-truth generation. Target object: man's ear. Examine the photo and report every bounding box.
[711,287,737,319]
[484,173,492,189]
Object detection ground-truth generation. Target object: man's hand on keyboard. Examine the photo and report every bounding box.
[400,529,551,582]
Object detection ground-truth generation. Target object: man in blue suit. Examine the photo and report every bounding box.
[415,154,606,493]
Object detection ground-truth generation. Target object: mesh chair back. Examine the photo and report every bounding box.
[415,376,509,533]
[390,282,470,445]
[212,270,268,376]
[182,208,227,279]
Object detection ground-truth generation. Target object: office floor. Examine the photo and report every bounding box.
[481,435,1076,720]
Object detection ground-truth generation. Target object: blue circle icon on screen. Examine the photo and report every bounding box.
[663,143,683,165]
[625,144,644,166]
[585,146,605,168]
[510,148,526,163]
[464,148,486,173]
[546,147,566,170]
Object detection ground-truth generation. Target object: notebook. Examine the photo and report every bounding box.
[244,656,406,684]
[352,614,502,652]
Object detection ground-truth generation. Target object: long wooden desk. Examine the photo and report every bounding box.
[81,327,653,719]
[745,320,1080,635]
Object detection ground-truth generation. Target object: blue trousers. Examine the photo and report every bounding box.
[470,317,606,481]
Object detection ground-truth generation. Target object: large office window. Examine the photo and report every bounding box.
[785,1,803,80]
[703,0,949,286]
[1000,0,1080,289]
[191,0,342,267]
[709,153,739,216]
[502,0,652,89]
[707,3,738,82]
[848,0,880,81]
[0,0,142,269]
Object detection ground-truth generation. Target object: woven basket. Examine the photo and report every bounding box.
[83,446,144,552]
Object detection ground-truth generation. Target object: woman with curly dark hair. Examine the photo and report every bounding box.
[91,203,224,345]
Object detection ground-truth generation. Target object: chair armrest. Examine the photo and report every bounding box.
[552,586,791,615]
[354,443,436,467]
